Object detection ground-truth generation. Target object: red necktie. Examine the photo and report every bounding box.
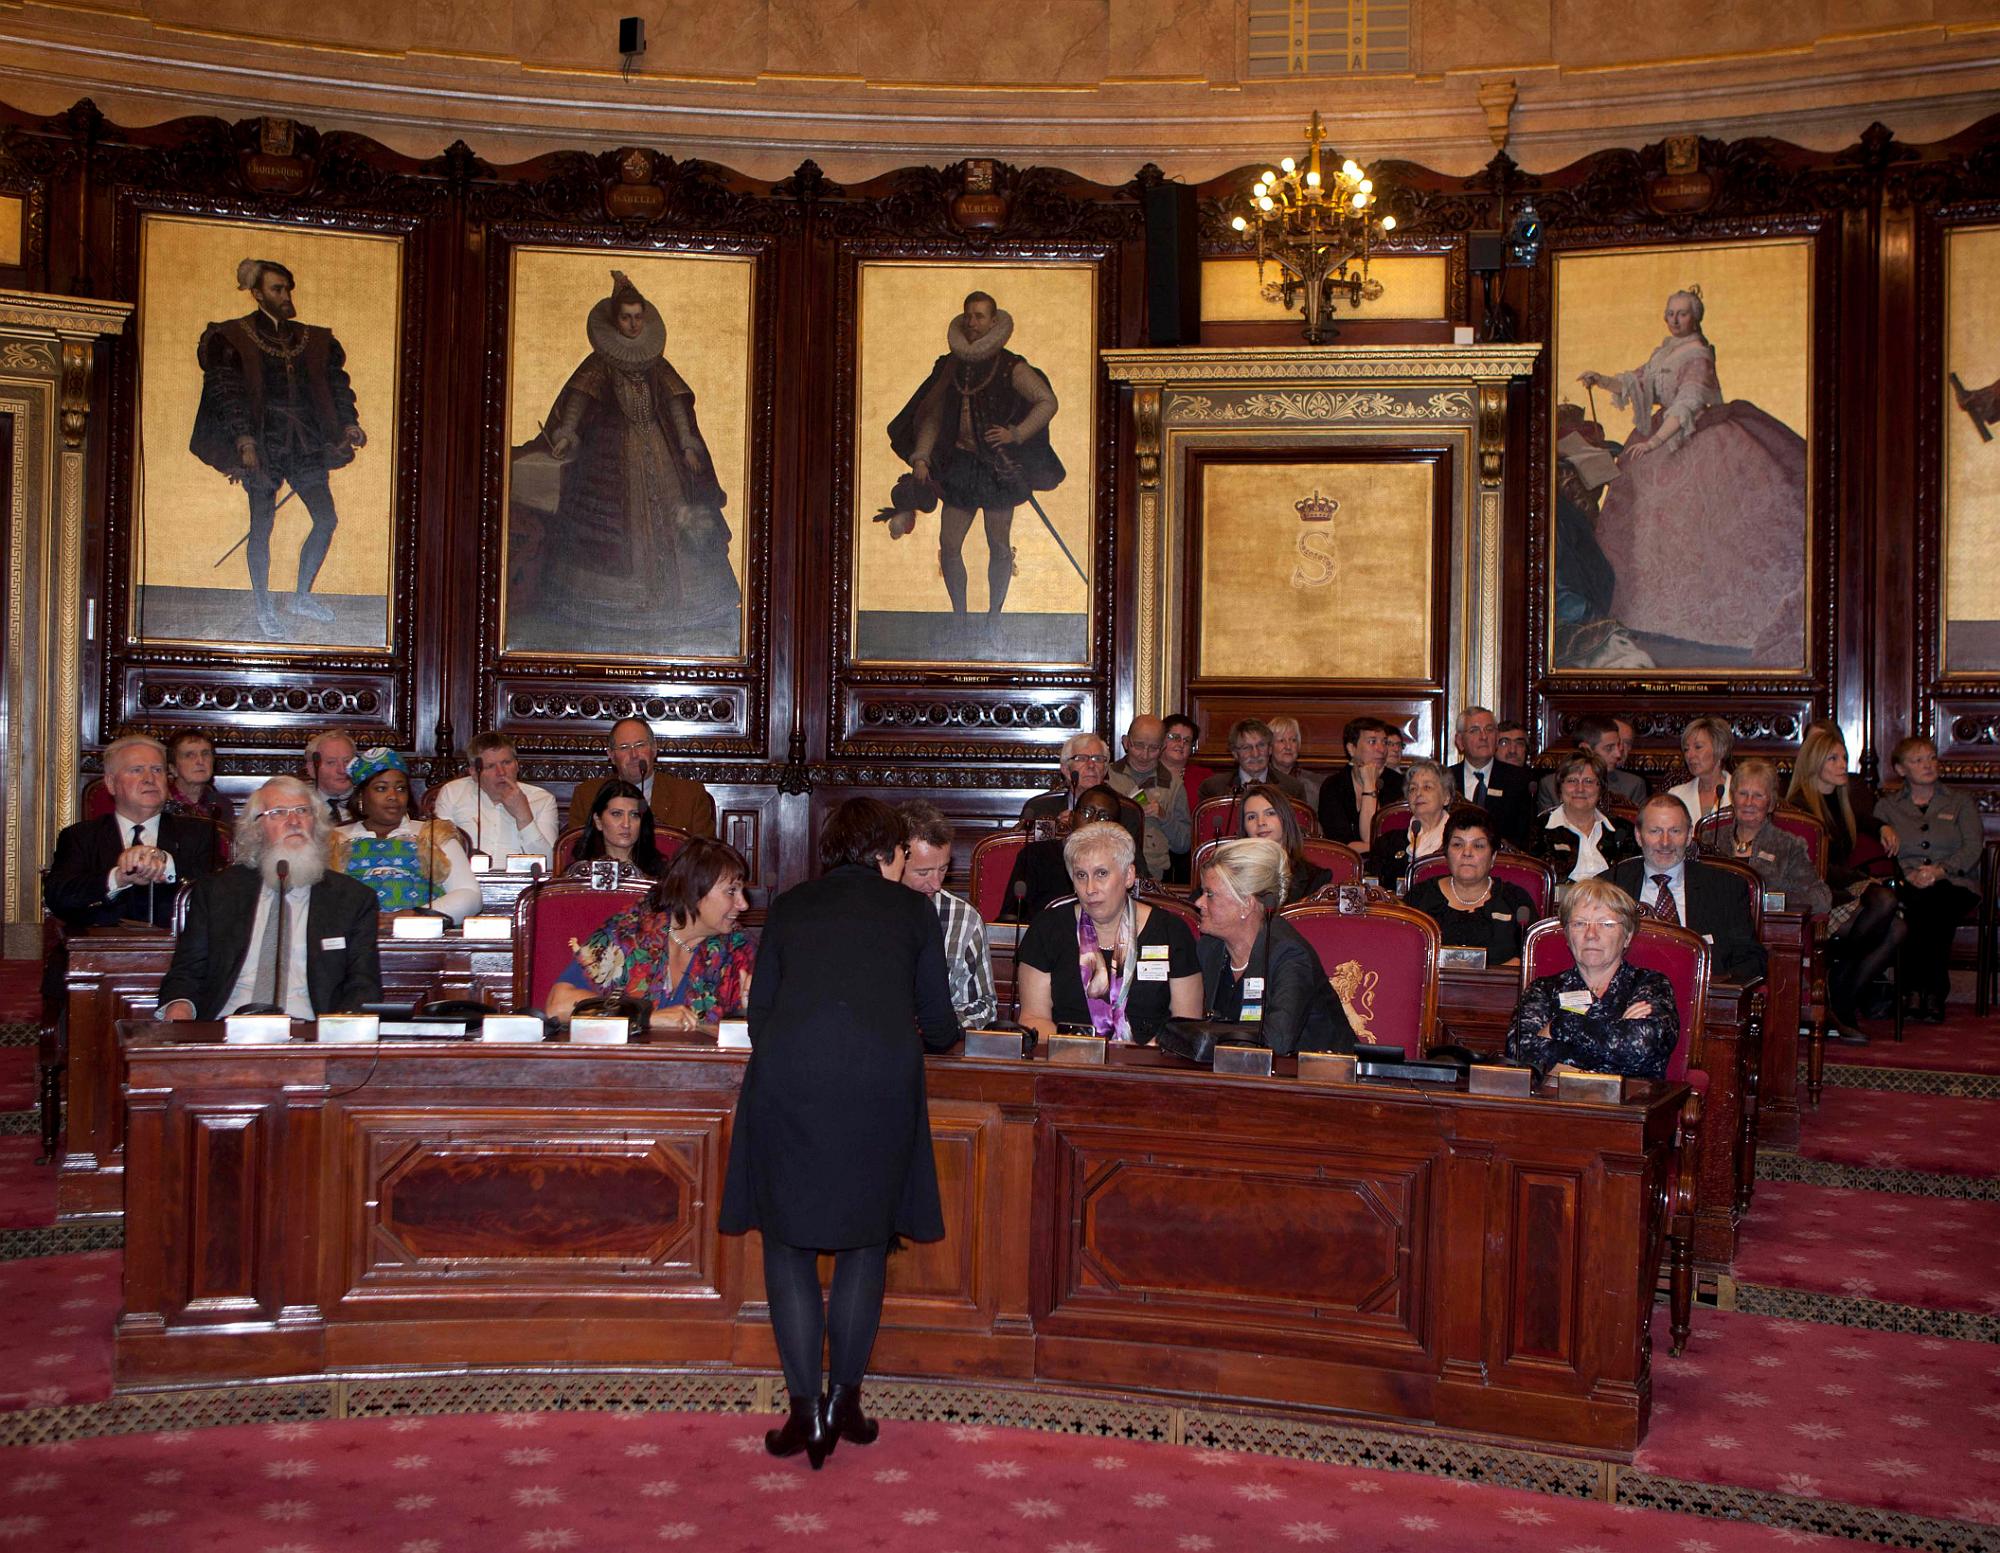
[1650,873,1680,925]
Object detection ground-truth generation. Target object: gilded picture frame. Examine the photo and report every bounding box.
[1548,238,1814,677]
[1942,222,2000,676]
[498,244,757,663]
[131,212,404,653]
[848,259,1099,669]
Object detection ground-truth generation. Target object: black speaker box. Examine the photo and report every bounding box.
[1142,182,1202,348]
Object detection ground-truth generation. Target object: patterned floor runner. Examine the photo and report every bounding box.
[1800,1087,2000,1177]
[1732,1179,2000,1315]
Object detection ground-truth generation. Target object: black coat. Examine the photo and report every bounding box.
[1317,766,1404,846]
[156,864,382,1019]
[721,864,961,1249]
[1019,791,1150,873]
[44,812,218,930]
[1608,857,1767,984]
[1530,813,1639,879]
[1444,759,1535,848]
[1193,914,1353,1057]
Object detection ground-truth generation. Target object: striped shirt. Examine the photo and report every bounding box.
[934,887,998,1029]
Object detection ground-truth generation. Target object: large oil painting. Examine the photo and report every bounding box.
[1550,239,1812,674]
[1944,223,2000,674]
[851,261,1097,668]
[134,213,402,650]
[501,246,755,661]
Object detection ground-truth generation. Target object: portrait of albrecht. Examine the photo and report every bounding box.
[887,290,1064,620]
[189,258,366,639]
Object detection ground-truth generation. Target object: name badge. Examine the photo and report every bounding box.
[1490,910,1514,921]
[1756,850,1776,861]
[320,936,345,950]
[1139,944,1169,960]
[1241,1004,1263,1023]
[1558,990,1593,1013]
[1487,786,1505,796]
[1136,961,1170,982]
[1243,977,1265,999]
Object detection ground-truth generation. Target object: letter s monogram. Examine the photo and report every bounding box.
[1290,528,1338,591]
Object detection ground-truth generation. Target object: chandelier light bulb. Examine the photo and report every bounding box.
[1254,181,1267,197]
[1232,215,1248,231]
[1359,178,1373,194]
[1381,215,1397,230]
[1280,157,1295,173]
[1260,196,1275,211]
[1343,159,1361,179]
[1306,170,1321,188]
[1264,170,1279,185]
[1352,192,1368,208]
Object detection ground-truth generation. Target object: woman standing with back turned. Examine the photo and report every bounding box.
[720,799,962,1469]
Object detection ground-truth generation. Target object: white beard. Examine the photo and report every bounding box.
[261,840,326,890]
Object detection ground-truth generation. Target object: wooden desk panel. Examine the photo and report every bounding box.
[59,929,516,1220]
[118,1028,1686,1454]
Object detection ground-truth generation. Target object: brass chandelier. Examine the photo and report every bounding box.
[1231,111,1397,345]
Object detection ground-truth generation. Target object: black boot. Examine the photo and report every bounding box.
[1923,991,1950,1024]
[826,1382,880,1445]
[765,1394,833,1469]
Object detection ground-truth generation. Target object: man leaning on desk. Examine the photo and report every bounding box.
[157,776,382,1021]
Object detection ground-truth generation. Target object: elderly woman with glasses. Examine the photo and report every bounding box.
[1505,877,1679,1078]
[1015,815,1202,1044]
[1531,751,1638,882]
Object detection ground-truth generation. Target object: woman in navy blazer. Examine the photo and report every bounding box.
[1192,839,1353,1057]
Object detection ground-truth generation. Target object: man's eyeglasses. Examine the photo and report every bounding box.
[255,805,315,822]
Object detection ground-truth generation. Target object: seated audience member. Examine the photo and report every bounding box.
[1703,758,1831,916]
[1159,714,1210,877]
[1878,735,1983,1024]
[1198,718,1306,802]
[1193,838,1353,1056]
[1266,717,1324,807]
[1407,812,1537,964]
[1446,706,1532,847]
[572,778,668,876]
[1367,760,1453,887]
[1531,751,1638,882]
[1236,782,1331,903]
[1384,726,1408,771]
[1015,817,1202,1043]
[1005,784,1129,920]
[1534,715,1647,810]
[1786,726,1906,1031]
[304,727,360,824]
[1668,716,1733,821]
[898,801,997,1030]
[546,837,755,1033]
[1110,716,1180,880]
[1609,794,1765,984]
[1318,716,1404,846]
[1021,732,1142,829]
[331,748,481,922]
[156,776,381,1020]
[1504,877,1679,1079]
[566,717,717,838]
[46,734,217,931]
[1496,719,1537,779]
[92,730,235,825]
[432,732,561,867]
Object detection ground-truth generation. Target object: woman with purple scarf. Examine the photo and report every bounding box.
[1014,810,1202,1043]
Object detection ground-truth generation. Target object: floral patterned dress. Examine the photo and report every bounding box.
[557,905,754,1020]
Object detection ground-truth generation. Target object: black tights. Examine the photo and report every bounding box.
[1825,882,1906,1018]
[761,1235,889,1401]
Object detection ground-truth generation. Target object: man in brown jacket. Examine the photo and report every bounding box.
[567,717,716,838]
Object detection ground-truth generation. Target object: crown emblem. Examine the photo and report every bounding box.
[1295,489,1338,523]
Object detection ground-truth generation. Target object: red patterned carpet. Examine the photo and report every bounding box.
[0,1135,56,1229]
[1800,1088,2000,1176]
[0,1409,1901,1553]
[0,957,39,1023]
[1732,1180,2000,1312]
[1837,1008,2000,1074]
[0,1251,118,1410]
[1640,1306,2000,1524]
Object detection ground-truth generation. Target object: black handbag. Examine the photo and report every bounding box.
[1153,1019,1258,1066]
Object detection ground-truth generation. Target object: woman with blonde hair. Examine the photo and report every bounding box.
[1668,715,1733,821]
[1192,838,1351,1056]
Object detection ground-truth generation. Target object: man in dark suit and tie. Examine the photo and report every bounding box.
[1445,705,1533,848]
[44,734,218,930]
[1609,793,1766,984]
[157,775,381,1021]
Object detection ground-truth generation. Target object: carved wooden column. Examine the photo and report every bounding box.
[1104,346,1538,746]
[0,290,131,954]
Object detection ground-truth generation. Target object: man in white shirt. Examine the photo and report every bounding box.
[1607,794,1766,983]
[158,776,381,1020]
[897,801,997,1029]
[304,727,359,823]
[431,732,561,866]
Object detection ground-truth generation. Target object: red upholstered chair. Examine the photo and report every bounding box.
[1134,880,1201,937]
[1189,836,1361,896]
[1409,849,1558,917]
[968,829,1033,923]
[1522,915,1708,1353]
[1696,804,1830,883]
[512,874,653,1012]
[551,822,690,873]
[1192,794,1317,849]
[1277,895,1441,1053]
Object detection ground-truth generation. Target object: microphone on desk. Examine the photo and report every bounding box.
[233,858,290,1016]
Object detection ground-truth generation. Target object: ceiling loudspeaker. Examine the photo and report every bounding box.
[1143,182,1202,349]
[618,17,646,57]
